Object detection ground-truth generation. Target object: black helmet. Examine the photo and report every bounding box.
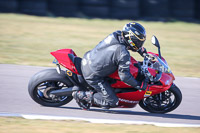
[122,22,146,51]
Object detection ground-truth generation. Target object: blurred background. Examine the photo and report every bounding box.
[0,0,200,77]
[0,0,200,20]
[0,1,200,132]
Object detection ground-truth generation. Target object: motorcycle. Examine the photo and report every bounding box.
[28,36,182,113]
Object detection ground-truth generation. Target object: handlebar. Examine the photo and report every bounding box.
[142,53,162,82]
[144,53,155,61]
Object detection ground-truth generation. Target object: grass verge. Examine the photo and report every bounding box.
[0,117,199,133]
[0,14,200,77]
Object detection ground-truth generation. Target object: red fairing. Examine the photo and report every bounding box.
[148,68,157,77]
[117,82,171,108]
[147,51,175,81]
[160,73,174,86]
[51,49,80,75]
[111,52,175,108]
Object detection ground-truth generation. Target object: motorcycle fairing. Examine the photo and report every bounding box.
[51,49,80,75]
[116,72,173,108]
[51,49,175,109]
[116,82,172,108]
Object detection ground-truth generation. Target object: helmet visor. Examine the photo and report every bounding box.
[129,35,145,51]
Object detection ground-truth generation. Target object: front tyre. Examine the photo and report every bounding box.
[28,69,74,107]
[139,84,182,113]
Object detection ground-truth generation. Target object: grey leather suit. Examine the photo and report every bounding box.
[81,31,140,107]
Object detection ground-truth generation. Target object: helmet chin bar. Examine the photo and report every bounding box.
[127,46,137,52]
[122,32,139,52]
[128,40,139,52]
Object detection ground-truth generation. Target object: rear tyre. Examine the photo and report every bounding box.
[28,69,74,107]
[139,84,182,113]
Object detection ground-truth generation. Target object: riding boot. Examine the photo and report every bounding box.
[73,91,93,102]
[92,92,118,109]
[72,91,93,110]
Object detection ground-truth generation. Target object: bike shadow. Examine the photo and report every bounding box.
[58,106,200,121]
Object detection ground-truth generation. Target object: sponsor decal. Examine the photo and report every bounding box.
[128,39,133,43]
[66,70,72,76]
[144,91,152,97]
[119,98,139,104]
[98,82,108,95]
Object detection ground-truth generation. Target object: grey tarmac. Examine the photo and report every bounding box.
[0,64,199,125]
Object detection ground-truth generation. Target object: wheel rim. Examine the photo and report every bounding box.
[35,81,69,103]
[143,90,176,112]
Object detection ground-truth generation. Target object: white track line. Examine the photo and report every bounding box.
[0,113,200,127]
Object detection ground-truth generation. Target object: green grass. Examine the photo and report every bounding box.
[0,117,199,133]
[0,14,200,77]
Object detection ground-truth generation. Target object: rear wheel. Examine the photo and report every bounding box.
[28,69,74,107]
[139,84,182,113]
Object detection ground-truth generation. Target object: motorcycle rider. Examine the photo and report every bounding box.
[73,22,148,109]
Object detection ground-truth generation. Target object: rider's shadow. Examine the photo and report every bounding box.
[57,106,200,121]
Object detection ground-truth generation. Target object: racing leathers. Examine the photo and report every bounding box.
[81,31,145,108]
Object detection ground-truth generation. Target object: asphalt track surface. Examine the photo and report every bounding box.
[0,64,200,125]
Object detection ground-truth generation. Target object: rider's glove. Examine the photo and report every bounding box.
[138,47,147,57]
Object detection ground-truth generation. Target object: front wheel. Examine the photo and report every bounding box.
[28,69,74,107]
[139,84,182,113]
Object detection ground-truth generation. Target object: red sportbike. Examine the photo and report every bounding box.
[28,36,182,113]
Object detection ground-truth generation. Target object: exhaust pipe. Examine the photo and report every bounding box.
[50,87,73,96]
